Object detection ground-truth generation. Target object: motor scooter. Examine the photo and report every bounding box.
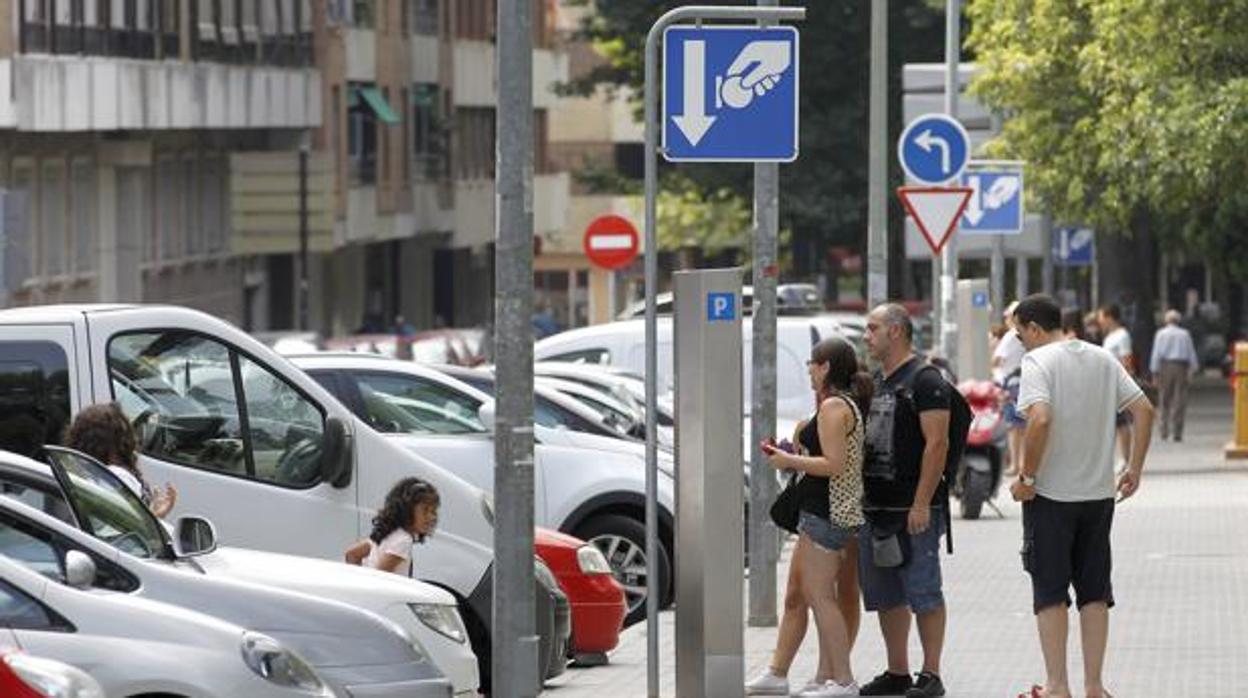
[954,380,1009,519]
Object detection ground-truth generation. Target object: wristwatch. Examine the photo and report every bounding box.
[1020,473,1036,487]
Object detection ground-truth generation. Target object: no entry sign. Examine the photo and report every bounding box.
[583,214,640,270]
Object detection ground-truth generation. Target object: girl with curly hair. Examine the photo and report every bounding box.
[344,478,440,574]
[63,403,178,519]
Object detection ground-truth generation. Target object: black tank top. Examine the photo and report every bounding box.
[795,413,830,518]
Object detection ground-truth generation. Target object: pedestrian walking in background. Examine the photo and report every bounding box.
[1150,310,1200,442]
[1098,304,1136,467]
[64,402,178,519]
[993,302,1027,477]
[345,478,440,575]
[1009,295,1155,698]
[855,304,953,698]
[748,338,871,697]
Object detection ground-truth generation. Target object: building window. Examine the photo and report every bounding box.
[534,109,550,175]
[455,107,495,180]
[71,158,96,273]
[348,84,401,185]
[155,156,179,262]
[157,0,179,58]
[39,161,67,278]
[181,157,199,257]
[455,0,492,41]
[351,0,373,28]
[411,84,445,179]
[414,0,438,35]
[400,87,411,185]
[7,162,36,290]
[348,85,378,185]
[200,156,226,254]
[115,165,152,265]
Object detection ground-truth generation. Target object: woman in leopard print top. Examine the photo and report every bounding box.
[751,338,874,696]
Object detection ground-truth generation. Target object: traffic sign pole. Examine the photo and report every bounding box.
[748,1,781,633]
[867,0,889,308]
[644,8,804,696]
[494,0,537,696]
[940,0,961,368]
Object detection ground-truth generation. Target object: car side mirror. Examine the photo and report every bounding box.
[174,516,219,557]
[478,400,496,432]
[320,417,353,488]
[64,550,96,590]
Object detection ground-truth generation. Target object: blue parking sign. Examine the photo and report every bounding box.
[1053,227,1095,267]
[707,293,737,322]
[961,168,1025,235]
[663,26,799,162]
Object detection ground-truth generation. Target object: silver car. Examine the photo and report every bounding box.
[0,491,451,697]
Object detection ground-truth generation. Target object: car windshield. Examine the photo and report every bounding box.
[42,448,170,560]
[358,383,484,435]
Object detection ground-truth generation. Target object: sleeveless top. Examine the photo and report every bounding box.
[796,395,866,528]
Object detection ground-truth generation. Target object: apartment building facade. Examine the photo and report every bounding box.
[0,0,320,327]
[309,0,569,336]
[0,0,571,337]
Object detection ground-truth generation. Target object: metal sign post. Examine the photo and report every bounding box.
[494,0,538,696]
[940,0,962,366]
[644,7,805,697]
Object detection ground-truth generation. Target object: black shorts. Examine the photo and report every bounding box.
[1020,495,1116,614]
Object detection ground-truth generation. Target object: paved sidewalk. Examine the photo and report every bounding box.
[544,380,1247,697]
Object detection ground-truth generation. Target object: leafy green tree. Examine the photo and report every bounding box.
[966,0,1248,346]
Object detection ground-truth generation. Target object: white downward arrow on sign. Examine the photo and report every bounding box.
[672,40,716,146]
[915,129,951,174]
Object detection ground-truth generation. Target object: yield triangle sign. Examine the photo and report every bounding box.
[898,186,973,255]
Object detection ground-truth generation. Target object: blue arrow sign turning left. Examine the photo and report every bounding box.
[898,114,971,185]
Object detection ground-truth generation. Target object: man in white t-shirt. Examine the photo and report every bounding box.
[1098,304,1136,468]
[1009,295,1155,698]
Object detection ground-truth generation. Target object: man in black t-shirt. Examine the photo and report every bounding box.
[856,304,951,698]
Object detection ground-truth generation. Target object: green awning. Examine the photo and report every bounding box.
[356,86,400,125]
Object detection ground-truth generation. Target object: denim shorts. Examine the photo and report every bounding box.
[797,511,858,552]
[857,515,946,614]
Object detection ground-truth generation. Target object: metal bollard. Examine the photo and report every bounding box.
[1226,342,1248,459]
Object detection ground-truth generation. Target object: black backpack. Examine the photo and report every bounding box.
[896,361,973,553]
[897,363,972,486]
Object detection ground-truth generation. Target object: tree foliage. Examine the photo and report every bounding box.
[966,0,1248,275]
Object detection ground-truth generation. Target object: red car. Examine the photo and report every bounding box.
[535,528,627,665]
[0,651,104,698]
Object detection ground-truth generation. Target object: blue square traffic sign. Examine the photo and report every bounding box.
[707,293,737,322]
[663,26,799,162]
[961,168,1025,235]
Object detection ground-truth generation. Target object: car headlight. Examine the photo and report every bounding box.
[240,632,328,695]
[576,545,613,575]
[5,654,105,698]
[410,603,469,644]
[480,492,495,527]
[534,557,559,591]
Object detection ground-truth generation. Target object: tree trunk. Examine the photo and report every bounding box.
[1097,212,1159,378]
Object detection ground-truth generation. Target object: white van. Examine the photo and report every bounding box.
[0,304,565,691]
[534,315,849,422]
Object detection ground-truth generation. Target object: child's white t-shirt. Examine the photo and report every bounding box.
[364,529,415,571]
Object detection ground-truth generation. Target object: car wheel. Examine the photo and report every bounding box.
[575,514,671,627]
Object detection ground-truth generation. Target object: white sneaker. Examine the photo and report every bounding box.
[791,679,820,696]
[798,680,860,697]
[745,670,790,696]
